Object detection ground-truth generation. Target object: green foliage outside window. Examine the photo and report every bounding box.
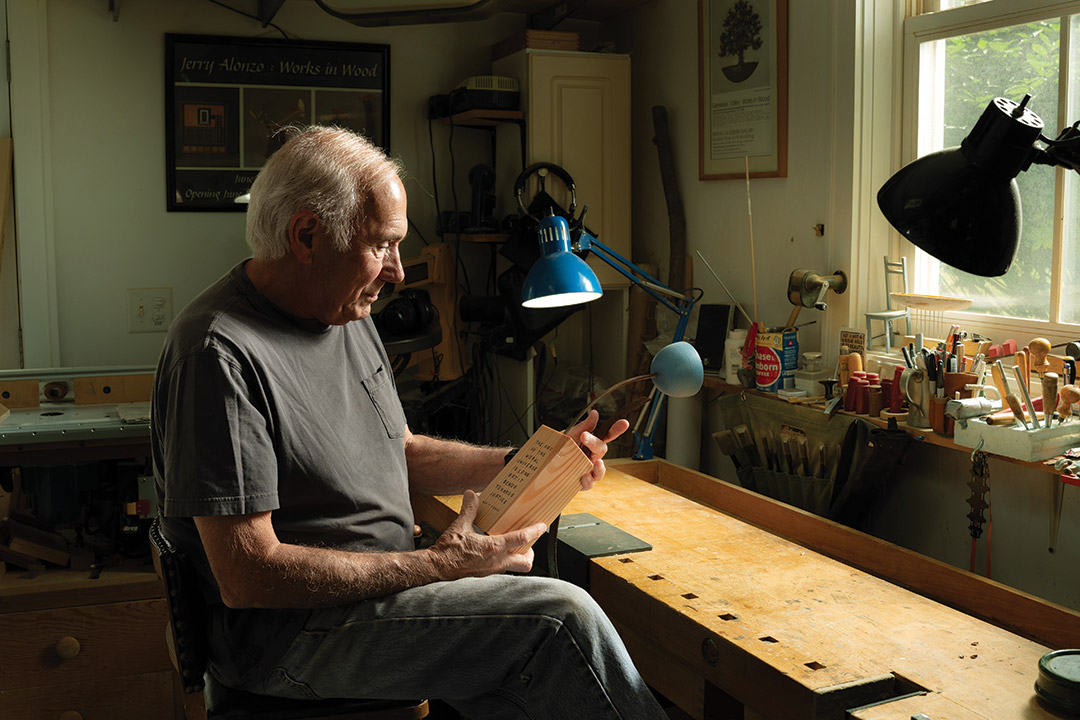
[935,19,1059,320]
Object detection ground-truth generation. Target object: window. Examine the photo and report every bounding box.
[901,1,1080,341]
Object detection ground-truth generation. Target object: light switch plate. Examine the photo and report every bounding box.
[126,287,173,333]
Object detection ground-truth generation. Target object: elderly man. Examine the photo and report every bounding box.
[152,126,666,719]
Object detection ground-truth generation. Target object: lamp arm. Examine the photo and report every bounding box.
[1033,124,1080,172]
[584,237,689,317]
[572,235,698,460]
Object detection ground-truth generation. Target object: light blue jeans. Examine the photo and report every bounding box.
[245,575,666,719]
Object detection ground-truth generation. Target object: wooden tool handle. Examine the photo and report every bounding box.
[1012,364,1035,426]
[1029,337,1052,370]
[734,425,761,467]
[990,362,1009,403]
[986,408,1045,425]
[1015,350,1029,382]
[1005,393,1029,429]
[1042,372,1059,429]
[712,430,743,469]
[1059,384,1080,417]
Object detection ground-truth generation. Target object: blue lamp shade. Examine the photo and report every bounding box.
[650,342,704,398]
[521,215,603,308]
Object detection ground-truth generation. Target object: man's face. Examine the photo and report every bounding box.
[311,176,408,325]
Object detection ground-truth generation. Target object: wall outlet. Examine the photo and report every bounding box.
[127,287,173,333]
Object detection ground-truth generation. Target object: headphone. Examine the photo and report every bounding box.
[513,162,577,218]
[375,289,437,336]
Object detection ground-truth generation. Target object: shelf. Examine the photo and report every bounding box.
[440,109,523,127]
[702,376,1069,475]
[0,562,161,613]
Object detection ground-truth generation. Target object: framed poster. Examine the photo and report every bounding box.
[698,0,787,180]
[165,34,390,211]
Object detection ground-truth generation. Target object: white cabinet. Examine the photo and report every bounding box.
[492,50,632,446]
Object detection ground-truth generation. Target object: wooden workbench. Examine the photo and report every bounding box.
[413,459,1079,720]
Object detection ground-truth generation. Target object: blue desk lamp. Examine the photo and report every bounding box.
[522,212,703,459]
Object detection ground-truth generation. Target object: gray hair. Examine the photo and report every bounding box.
[245,126,403,260]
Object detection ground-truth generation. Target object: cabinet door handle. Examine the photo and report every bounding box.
[55,635,81,659]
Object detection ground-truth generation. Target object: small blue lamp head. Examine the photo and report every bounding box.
[521,214,603,309]
[650,342,704,398]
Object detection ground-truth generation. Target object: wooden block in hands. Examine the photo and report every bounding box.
[475,425,593,553]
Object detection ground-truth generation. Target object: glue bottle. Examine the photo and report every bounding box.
[724,328,748,382]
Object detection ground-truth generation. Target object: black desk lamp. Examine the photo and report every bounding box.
[878,95,1080,276]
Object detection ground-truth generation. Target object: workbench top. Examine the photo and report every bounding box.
[414,459,1076,719]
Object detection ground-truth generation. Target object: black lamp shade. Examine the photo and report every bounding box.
[877,96,1045,278]
[877,148,1022,277]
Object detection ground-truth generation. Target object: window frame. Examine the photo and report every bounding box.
[894,0,1080,346]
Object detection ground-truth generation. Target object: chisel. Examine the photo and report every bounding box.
[817,442,827,478]
[762,433,777,470]
[798,436,811,477]
[734,425,761,467]
[990,360,1010,403]
[713,430,745,469]
[781,436,795,475]
[1013,364,1036,430]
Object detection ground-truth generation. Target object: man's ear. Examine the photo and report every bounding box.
[287,210,320,262]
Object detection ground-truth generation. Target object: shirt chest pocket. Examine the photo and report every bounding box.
[362,365,406,439]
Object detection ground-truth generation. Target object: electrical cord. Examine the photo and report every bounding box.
[407,217,430,246]
[427,117,443,233]
[207,0,291,39]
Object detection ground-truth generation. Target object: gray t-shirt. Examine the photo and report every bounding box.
[151,261,413,681]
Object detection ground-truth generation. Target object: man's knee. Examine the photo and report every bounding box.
[530,578,611,634]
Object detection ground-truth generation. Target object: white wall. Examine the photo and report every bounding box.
[614,0,831,353]
[5,0,520,368]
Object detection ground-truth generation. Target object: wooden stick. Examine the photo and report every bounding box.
[696,250,755,327]
[745,156,757,321]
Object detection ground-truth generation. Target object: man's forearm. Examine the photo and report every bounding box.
[218,541,446,609]
[205,494,542,609]
[405,432,510,495]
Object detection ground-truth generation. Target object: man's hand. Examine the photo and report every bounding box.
[566,409,631,491]
[428,490,547,578]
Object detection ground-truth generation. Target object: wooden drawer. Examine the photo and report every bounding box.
[0,598,171,690]
[0,668,176,719]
